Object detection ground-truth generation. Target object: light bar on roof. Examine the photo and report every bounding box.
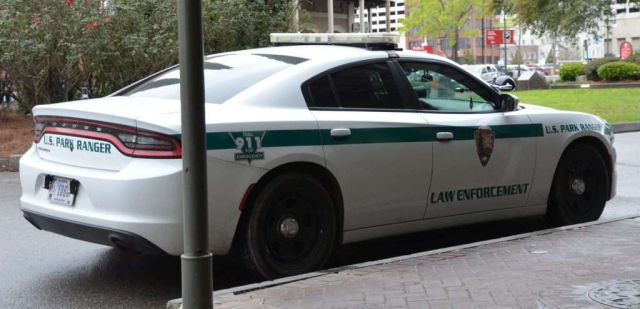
[270,33,400,45]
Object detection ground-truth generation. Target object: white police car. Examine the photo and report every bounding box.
[20,33,616,279]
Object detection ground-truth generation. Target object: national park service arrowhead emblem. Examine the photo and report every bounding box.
[474,126,495,167]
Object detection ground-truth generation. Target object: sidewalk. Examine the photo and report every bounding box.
[169,215,640,309]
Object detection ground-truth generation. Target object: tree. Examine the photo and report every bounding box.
[401,0,490,62]
[461,50,475,64]
[0,0,297,113]
[491,0,615,41]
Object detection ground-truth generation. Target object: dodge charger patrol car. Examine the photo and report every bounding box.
[20,33,616,280]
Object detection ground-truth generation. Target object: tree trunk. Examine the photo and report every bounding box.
[451,30,459,62]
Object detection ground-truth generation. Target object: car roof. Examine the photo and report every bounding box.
[207,45,386,62]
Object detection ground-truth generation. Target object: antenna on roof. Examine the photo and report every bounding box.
[270,33,401,51]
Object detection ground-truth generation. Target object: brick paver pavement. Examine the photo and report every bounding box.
[201,217,640,308]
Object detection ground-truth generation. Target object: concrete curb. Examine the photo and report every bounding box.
[550,82,640,89]
[0,155,21,172]
[611,122,640,134]
[167,214,640,309]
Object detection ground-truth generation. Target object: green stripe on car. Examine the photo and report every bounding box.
[172,124,544,150]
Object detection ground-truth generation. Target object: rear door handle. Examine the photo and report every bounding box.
[330,128,351,139]
[436,132,454,141]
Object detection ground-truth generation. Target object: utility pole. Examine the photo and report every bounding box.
[503,2,507,69]
[328,0,334,33]
[177,0,213,308]
[481,17,485,64]
[386,0,391,32]
[359,0,365,33]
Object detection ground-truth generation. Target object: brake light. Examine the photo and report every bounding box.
[34,116,182,158]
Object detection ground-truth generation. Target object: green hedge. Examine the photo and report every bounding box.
[584,57,619,81]
[597,62,640,81]
[559,63,584,81]
[623,53,640,66]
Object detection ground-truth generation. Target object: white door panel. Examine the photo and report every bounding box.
[422,111,540,218]
[313,110,432,230]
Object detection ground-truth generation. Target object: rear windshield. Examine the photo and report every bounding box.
[126,53,307,103]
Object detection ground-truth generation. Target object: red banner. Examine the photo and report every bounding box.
[621,41,633,60]
[411,45,435,54]
[486,30,514,45]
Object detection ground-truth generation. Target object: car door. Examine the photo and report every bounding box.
[303,60,433,230]
[396,60,540,219]
[481,67,489,82]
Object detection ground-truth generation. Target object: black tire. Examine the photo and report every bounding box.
[545,144,609,226]
[240,172,336,280]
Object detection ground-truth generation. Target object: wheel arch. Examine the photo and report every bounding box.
[554,135,614,200]
[231,161,345,251]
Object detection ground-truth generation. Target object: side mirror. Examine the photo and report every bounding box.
[492,76,516,92]
[491,84,513,91]
[421,74,433,82]
[500,94,519,112]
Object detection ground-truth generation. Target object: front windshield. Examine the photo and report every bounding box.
[126,53,307,103]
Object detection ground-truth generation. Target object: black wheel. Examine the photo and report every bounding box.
[240,172,336,279]
[545,144,609,226]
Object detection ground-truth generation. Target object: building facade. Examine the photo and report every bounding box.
[405,13,502,65]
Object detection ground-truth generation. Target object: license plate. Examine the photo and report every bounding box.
[47,177,77,206]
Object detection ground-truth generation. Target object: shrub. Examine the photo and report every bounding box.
[597,62,640,81]
[623,53,640,66]
[559,63,584,81]
[584,57,619,81]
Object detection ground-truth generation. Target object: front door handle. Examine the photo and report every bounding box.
[436,132,454,141]
[330,128,351,139]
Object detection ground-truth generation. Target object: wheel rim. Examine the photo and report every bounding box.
[564,160,598,215]
[263,196,321,265]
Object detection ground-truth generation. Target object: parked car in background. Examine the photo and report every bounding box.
[527,64,550,76]
[461,64,499,84]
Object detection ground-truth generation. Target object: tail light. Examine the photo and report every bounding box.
[34,116,182,158]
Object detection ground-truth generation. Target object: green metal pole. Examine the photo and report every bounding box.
[503,3,507,68]
[177,0,213,308]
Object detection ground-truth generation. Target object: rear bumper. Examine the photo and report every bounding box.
[23,210,168,255]
[19,145,185,255]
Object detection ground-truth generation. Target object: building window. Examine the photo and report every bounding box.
[397,10,404,15]
[378,11,386,16]
[630,7,639,12]
[372,21,377,25]
[373,29,378,32]
[379,20,386,24]
[476,37,483,47]
[390,11,396,15]
[397,2,404,6]
[391,19,396,23]
[391,27,396,31]
[372,13,377,17]
[605,38,612,54]
[616,0,626,4]
[633,37,640,52]
[617,8,627,14]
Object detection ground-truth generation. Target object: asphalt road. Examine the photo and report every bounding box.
[1,132,639,309]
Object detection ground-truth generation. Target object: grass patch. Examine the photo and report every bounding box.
[0,110,34,157]
[513,88,640,123]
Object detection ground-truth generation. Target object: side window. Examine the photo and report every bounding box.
[308,75,338,107]
[330,62,405,109]
[481,68,487,74]
[399,62,498,113]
